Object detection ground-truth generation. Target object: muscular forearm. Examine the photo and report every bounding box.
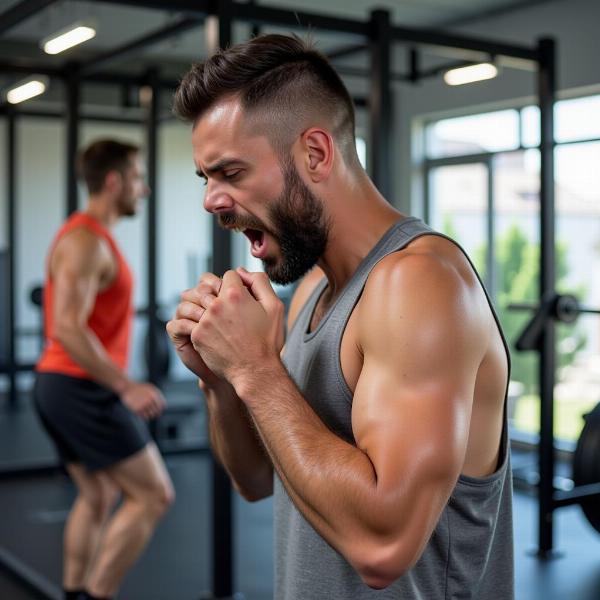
[54,324,130,393]
[205,383,273,501]
[233,360,413,579]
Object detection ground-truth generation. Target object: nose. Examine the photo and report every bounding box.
[203,182,235,214]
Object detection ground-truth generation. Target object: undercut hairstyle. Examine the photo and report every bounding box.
[173,34,360,167]
[77,139,139,194]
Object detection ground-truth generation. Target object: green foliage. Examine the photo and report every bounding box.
[475,223,587,393]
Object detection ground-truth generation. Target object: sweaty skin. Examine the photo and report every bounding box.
[167,96,508,588]
[51,227,164,420]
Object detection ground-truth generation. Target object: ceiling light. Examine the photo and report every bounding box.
[5,76,49,104]
[443,63,498,86]
[41,23,96,55]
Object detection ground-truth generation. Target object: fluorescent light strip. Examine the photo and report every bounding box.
[43,25,96,55]
[444,63,498,86]
[6,79,47,104]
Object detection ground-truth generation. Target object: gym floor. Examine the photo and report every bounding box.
[1,394,600,600]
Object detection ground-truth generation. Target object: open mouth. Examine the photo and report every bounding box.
[242,228,267,258]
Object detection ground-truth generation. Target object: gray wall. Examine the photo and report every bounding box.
[0,116,207,386]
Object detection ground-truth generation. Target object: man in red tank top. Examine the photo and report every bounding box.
[34,139,174,600]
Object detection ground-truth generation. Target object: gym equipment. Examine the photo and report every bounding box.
[144,314,171,382]
[572,403,600,534]
[512,295,600,538]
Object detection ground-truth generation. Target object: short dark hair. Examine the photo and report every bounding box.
[77,139,139,194]
[173,34,359,166]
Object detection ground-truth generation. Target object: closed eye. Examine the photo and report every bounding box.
[223,169,242,181]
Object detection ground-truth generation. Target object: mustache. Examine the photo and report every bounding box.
[218,212,268,233]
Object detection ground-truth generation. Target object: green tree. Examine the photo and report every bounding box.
[476,223,587,393]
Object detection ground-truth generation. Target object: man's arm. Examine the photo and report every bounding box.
[201,259,486,588]
[51,228,164,419]
[167,271,282,501]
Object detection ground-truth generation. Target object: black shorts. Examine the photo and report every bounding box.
[33,371,151,472]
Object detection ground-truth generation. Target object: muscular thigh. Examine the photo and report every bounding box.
[67,463,119,510]
[103,443,173,501]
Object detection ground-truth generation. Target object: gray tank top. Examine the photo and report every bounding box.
[277,217,514,600]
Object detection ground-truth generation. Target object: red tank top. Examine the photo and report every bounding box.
[36,212,134,379]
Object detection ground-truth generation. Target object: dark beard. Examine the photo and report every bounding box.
[117,195,136,217]
[217,158,330,285]
[264,160,330,284]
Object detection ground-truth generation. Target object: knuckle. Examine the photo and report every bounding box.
[225,287,241,303]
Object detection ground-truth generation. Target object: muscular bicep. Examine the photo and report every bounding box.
[51,230,107,330]
[351,254,485,546]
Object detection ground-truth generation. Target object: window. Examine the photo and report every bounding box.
[426,109,520,158]
[424,95,600,443]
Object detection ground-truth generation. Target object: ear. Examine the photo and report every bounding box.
[300,128,334,183]
[104,170,122,193]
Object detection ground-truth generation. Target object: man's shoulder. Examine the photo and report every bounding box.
[52,225,112,273]
[361,234,476,319]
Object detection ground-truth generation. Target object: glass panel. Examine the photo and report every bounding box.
[556,95,600,143]
[493,150,541,433]
[426,110,520,158]
[554,142,600,442]
[521,105,540,148]
[428,162,488,275]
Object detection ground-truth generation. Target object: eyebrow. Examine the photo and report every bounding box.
[196,158,247,179]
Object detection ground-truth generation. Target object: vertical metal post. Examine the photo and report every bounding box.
[6,108,17,407]
[65,63,80,216]
[208,2,234,597]
[536,37,557,557]
[368,9,392,199]
[145,69,160,387]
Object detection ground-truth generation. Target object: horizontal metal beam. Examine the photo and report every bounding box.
[0,58,179,88]
[0,59,63,78]
[327,43,367,60]
[233,2,368,35]
[98,1,537,61]
[0,104,173,124]
[335,64,412,83]
[80,16,202,75]
[391,24,538,61]
[96,0,210,15]
[99,0,368,35]
[554,483,600,508]
[0,0,57,36]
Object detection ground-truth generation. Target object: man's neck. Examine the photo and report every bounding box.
[84,197,118,228]
[317,174,406,297]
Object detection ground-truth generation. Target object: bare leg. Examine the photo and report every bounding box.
[63,464,120,591]
[84,443,174,598]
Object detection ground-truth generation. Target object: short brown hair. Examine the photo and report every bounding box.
[77,139,139,194]
[173,34,359,166]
